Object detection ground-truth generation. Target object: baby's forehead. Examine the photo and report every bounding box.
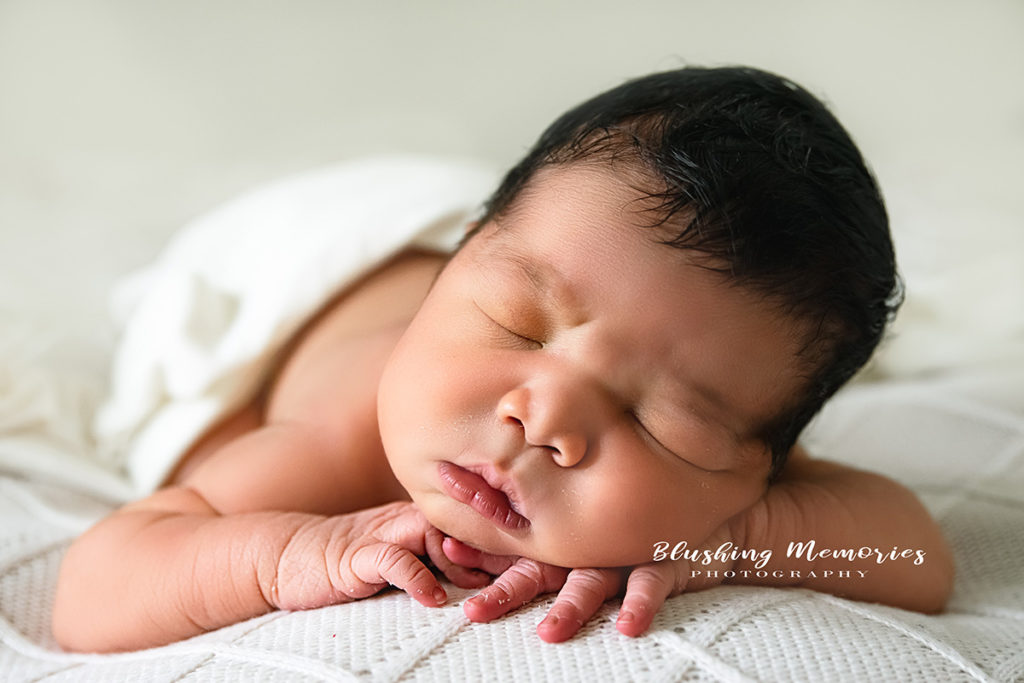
[469,205,743,330]
[470,211,712,304]
[504,163,666,222]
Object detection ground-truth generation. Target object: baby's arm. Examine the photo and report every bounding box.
[447,446,954,642]
[717,447,954,610]
[51,424,468,653]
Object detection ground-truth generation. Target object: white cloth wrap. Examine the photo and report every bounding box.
[92,156,500,495]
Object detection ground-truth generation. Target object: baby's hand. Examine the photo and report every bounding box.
[441,522,737,642]
[272,502,485,611]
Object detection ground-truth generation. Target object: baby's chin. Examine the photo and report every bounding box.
[418,499,525,556]
[420,503,650,569]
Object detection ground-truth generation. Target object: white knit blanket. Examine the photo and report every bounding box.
[3,372,1023,681]
[2,160,1022,682]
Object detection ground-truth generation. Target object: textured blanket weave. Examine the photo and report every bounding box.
[2,372,1022,681]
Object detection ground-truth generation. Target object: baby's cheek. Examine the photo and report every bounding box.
[594,475,732,561]
[563,485,672,566]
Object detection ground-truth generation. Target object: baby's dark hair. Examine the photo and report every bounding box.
[467,65,902,478]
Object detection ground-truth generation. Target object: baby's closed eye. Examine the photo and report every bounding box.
[628,406,736,473]
[473,300,544,349]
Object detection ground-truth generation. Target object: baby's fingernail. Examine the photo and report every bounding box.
[433,587,447,604]
[617,610,635,624]
[540,614,559,628]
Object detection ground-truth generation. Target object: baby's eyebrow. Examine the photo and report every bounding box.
[497,247,549,292]
[479,240,589,324]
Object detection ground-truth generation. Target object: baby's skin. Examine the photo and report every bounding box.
[53,165,954,652]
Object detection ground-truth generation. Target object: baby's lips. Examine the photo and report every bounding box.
[437,461,531,531]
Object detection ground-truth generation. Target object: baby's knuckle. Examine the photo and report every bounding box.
[487,581,517,606]
[376,544,428,586]
[631,564,669,586]
[671,565,692,593]
[568,567,603,587]
[567,569,613,601]
[374,544,407,573]
[507,560,547,589]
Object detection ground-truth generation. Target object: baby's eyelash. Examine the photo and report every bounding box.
[628,409,716,472]
[497,323,541,348]
[628,410,677,457]
[474,302,542,349]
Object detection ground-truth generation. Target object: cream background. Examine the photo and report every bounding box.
[1,0,1022,374]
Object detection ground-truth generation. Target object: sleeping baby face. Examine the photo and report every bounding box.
[377,164,805,568]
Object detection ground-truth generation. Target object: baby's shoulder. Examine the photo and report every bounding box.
[301,249,447,345]
[263,249,446,428]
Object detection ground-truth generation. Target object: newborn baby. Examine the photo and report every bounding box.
[54,66,953,652]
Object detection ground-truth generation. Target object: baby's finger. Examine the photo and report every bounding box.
[441,537,517,575]
[424,528,490,589]
[616,564,677,637]
[537,568,623,643]
[348,542,447,607]
[464,558,569,623]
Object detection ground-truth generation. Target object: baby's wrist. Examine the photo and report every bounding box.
[248,512,356,611]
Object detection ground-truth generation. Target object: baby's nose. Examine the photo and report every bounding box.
[496,385,590,467]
